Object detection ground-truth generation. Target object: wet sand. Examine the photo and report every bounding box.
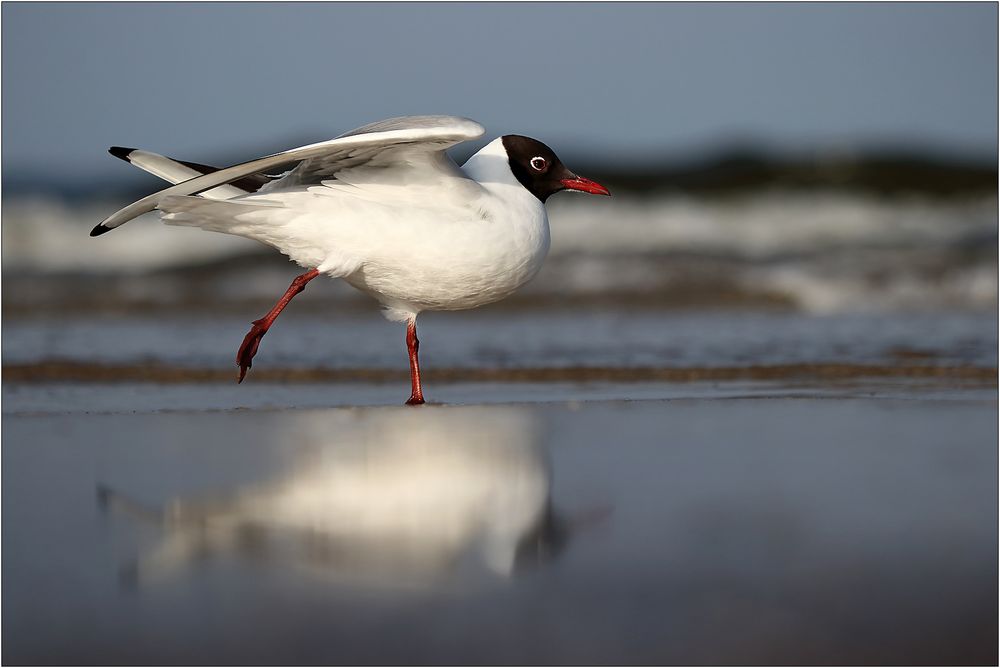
[4,360,996,385]
[2,387,996,665]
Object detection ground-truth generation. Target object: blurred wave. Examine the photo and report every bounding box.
[3,190,995,314]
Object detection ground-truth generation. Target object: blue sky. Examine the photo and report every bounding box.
[3,2,996,182]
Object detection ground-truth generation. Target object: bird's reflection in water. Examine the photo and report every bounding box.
[100,406,575,590]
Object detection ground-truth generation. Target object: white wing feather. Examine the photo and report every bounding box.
[93,115,485,235]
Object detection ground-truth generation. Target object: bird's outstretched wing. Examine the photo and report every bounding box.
[92,115,485,236]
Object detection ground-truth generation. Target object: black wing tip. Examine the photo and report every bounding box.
[108,146,136,161]
[90,223,111,237]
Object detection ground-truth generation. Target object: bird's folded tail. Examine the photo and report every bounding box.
[90,148,282,236]
[108,147,276,199]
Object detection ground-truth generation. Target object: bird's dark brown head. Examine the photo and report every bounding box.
[501,135,610,202]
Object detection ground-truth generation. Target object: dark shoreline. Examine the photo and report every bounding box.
[5,361,996,385]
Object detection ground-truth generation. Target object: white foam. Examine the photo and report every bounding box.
[3,191,996,313]
[546,190,996,258]
[2,197,261,272]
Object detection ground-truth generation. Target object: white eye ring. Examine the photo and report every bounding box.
[530,157,547,171]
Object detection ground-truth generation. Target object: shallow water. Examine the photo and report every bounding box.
[3,397,996,664]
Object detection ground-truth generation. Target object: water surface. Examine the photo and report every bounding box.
[3,397,996,664]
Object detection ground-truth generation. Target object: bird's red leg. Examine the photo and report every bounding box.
[236,268,320,383]
[405,319,425,405]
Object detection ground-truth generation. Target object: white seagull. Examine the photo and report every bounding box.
[92,115,610,404]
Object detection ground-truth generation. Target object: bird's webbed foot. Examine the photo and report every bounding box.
[236,318,269,383]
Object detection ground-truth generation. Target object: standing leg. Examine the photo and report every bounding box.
[405,318,425,405]
[237,269,320,383]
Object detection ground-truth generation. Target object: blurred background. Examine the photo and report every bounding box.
[2,2,997,383]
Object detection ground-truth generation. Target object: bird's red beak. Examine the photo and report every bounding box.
[560,175,611,196]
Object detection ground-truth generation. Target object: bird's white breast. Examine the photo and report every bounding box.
[343,185,550,317]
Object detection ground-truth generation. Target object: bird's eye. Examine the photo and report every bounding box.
[530,157,547,171]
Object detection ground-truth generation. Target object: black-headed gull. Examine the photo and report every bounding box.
[92,116,610,404]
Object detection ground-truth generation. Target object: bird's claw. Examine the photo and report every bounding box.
[236,319,268,383]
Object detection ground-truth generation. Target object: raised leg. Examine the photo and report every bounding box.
[237,269,319,383]
[405,319,425,405]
